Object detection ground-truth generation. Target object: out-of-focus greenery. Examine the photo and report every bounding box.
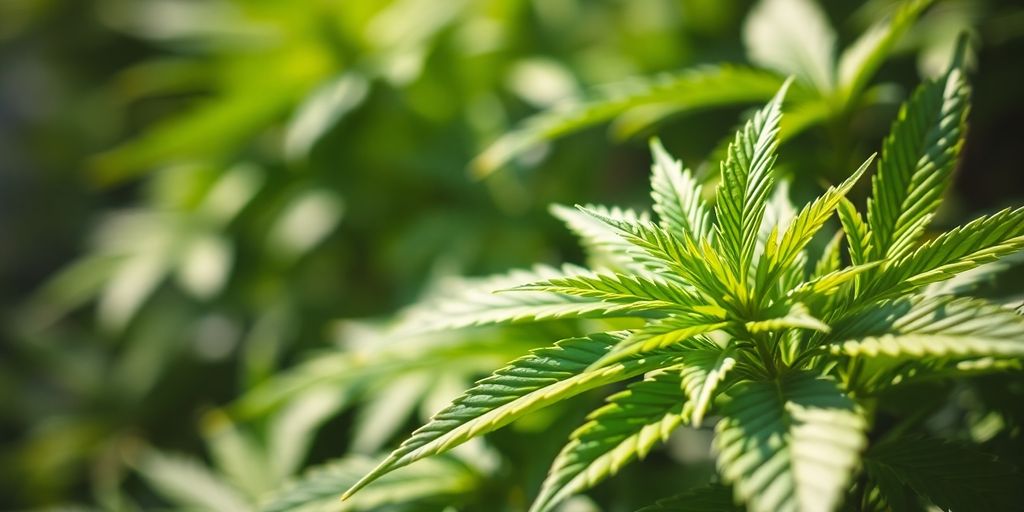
[1,0,1023,510]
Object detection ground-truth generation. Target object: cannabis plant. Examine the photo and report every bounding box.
[342,44,1024,511]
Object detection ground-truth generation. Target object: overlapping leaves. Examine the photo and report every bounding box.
[344,40,1024,512]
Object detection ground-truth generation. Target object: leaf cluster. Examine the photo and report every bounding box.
[344,40,1024,512]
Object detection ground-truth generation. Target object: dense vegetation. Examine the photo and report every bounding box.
[2,0,1024,510]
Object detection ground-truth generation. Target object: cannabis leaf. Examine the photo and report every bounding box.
[345,44,1024,512]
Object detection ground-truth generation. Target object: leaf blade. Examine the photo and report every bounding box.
[530,370,688,512]
[342,332,682,499]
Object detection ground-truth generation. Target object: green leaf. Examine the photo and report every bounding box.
[530,369,688,512]
[789,261,882,303]
[398,264,668,332]
[860,207,1024,302]
[715,373,866,512]
[472,66,787,176]
[838,0,934,105]
[715,80,791,281]
[261,455,476,512]
[636,484,741,512]
[342,332,683,499]
[550,203,652,273]
[866,49,970,260]
[744,0,836,93]
[596,315,730,367]
[577,206,738,306]
[864,436,1023,512]
[758,154,874,293]
[828,296,1024,359]
[134,450,251,512]
[680,344,737,427]
[509,269,698,308]
[836,197,872,265]
[746,302,831,334]
[650,138,712,241]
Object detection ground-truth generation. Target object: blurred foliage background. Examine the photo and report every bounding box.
[2,0,1024,510]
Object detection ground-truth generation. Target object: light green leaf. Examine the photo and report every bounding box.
[398,264,668,332]
[510,269,698,308]
[650,138,712,241]
[577,206,737,305]
[715,373,866,512]
[530,369,688,512]
[836,197,871,265]
[758,154,874,293]
[866,48,970,260]
[472,66,787,176]
[596,315,730,367]
[860,207,1024,302]
[789,261,882,303]
[744,0,836,92]
[746,303,830,334]
[342,332,683,499]
[715,80,791,281]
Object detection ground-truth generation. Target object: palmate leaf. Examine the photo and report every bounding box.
[472,66,787,176]
[714,372,866,512]
[650,138,712,241]
[342,332,684,499]
[828,296,1024,359]
[863,436,1023,512]
[715,79,790,281]
[398,264,670,332]
[866,44,970,261]
[636,483,741,512]
[679,343,737,427]
[530,369,688,512]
